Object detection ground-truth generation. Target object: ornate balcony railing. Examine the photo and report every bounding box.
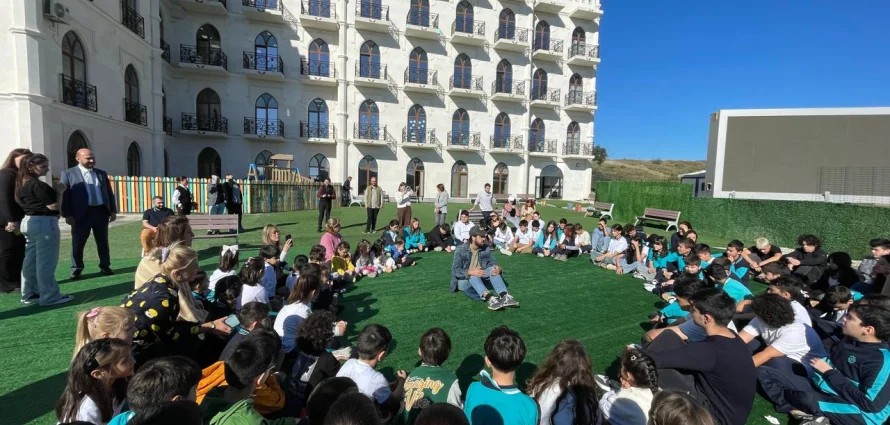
[302,0,336,18]
[569,43,599,60]
[565,92,597,107]
[533,37,563,55]
[124,99,148,126]
[356,2,388,20]
[490,134,523,150]
[452,19,484,36]
[531,87,561,103]
[529,138,556,153]
[300,122,335,138]
[494,27,528,43]
[402,127,436,145]
[163,116,173,135]
[450,75,483,91]
[446,131,481,147]
[491,80,525,96]
[353,123,386,140]
[406,10,438,28]
[243,0,282,11]
[59,74,98,112]
[564,142,592,156]
[161,40,171,63]
[301,58,336,77]
[182,112,228,133]
[356,62,387,80]
[121,1,145,38]
[244,117,284,137]
[243,52,283,73]
[404,69,438,85]
[180,44,228,69]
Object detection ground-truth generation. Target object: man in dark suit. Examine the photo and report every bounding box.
[60,148,117,279]
[223,174,244,232]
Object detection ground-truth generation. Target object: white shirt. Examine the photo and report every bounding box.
[208,269,236,290]
[529,228,542,243]
[577,230,591,246]
[336,359,391,404]
[494,227,514,245]
[599,387,654,425]
[61,395,122,425]
[274,302,312,353]
[171,184,187,208]
[78,164,103,206]
[395,189,413,209]
[239,284,269,309]
[453,220,474,242]
[606,237,628,254]
[743,318,828,365]
[474,191,494,211]
[791,300,813,327]
[515,228,534,245]
[536,383,563,425]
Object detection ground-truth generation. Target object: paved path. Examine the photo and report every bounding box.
[58,213,142,239]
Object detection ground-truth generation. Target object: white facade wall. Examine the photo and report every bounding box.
[0,0,601,200]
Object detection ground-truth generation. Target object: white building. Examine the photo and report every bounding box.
[1,0,601,200]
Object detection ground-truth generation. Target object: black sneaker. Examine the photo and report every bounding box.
[100,268,115,276]
[69,270,82,280]
[500,294,519,308]
[487,296,506,311]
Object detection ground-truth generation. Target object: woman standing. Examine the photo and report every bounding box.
[16,153,72,306]
[394,182,413,228]
[434,183,449,227]
[0,148,30,293]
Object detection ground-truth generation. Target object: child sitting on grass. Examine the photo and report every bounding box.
[331,241,356,284]
[404,218,427,253]
[575,223,592,254]
[650,276,706,328]
[336,324,407,418]
[402,328,462,424]
[220,301,272,362]
[239,257,269,308]
[56,339,135,424]
[527,340,602,425]
[725,240,750,286]
[388,236,416,268]
[108,356,202,425]
[73,306,135,359]
[285,254,309,293]
[353,239,381,278]
[382,220,401,251]
[494,222,515,256]
[373,239,395,274]
[426,223,455,253]
[290,310,346,411]
[596,348,659,425]
[259,245,283,300]
[704,260,754,314]
[210,245,240,291]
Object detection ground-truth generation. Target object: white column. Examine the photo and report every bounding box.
[335,0,350,183]
[521,7,535,196]
[8,2,52,166]
[149,0,165,175]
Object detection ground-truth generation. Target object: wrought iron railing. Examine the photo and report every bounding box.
[452,19,484,36]
[529,138,556,153]
[491,80,525,96]
[490,134,523,150]
[182,112,228,133]
[494,27,528,43]
[121,1,145,38]
[446,131,481,147]
[565,91,596,107]
[404,69,438,86]
[59,74,98,112]
[161,40,171,63]
[402,127,436,145]
[533,38,563,55]
[302,0,336,18]
[180,44,228,69]
[124,99,147,126]
[531,87,561,103]
[245,117,284,137]
[353,123,386,140]
[406,10,438,28]
[569,43,599,60]
[356,2,388,20]
[356,62,387,80]
[563,142,592,156]
[243,52,283,73]
[300,122,336,138]
[243,0,282,11]
[301,58,336,77]
[450,75,483,91]
[163,116,173,135]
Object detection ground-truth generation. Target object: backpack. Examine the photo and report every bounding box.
[858,257,877,284]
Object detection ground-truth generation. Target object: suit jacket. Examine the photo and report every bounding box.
[60,166,117,220]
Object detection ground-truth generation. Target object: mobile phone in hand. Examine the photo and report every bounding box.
[224,314,240,328]
[285,234,292,242]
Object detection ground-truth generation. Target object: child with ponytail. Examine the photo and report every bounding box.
[596,348,659,425]
[73,307,135,360]
[56,338,135,424]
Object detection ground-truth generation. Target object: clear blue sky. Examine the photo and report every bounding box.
[596,0,890,160]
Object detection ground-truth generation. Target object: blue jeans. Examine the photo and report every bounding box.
[457,266,508,301]
[21,216,63,304]
[210,204,227,215]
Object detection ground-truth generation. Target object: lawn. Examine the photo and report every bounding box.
[0,202,779,425]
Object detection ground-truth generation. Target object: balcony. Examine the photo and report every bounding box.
[181,112,228,137]
[490,80,525,102]
[161,40,171,63]
[564,92,597,112]
[121,1,145,38]
[533,38,563,61]
[401,128,438,149]
[403,69,439,94]
[124,99,147,127]
[405,11,439,39]
[528,138,557,157]
[59,75,98,112]
[177,0,228,15]
[489,134,524,155]
[530,87,561,109]
[445,131,482,151]
[355,3,390,32]
[243,52,284,81]
[451,20,485,46]
[179,45,228,74]
[563,142,594,159]
[354,63,389,88]
[533,0,564,14]
[242,0,284,22]
[448,75,484,99]
[493,27,528,52]
[567,43,600,67]
[163,116,173,136]
[300,122,336,144]
[352,123,387,145]
[568,0,603,20]
[301,58,337,86]
[301,0,338,30]
[244,117,285,140]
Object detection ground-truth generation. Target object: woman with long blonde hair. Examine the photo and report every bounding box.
[262,224,292,262]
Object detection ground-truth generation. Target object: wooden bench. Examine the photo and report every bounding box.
[585,201,614,219]
[188,215,240,241]
[516,193,534,202]
[634,208,681,231]
[493,194,510,203]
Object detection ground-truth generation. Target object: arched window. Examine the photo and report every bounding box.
[360,0,383,19]
[357,155,378,194]
[124,65,141,124]
[406,158,425,197]
[529,118,545,151]
[539,165,563,199]
[408,48,429,84]
[62,31,86,81]
[127,142,141,176]
[534,21,550,50]
[197,147,221,179]
[451,161,469,198]
[492,163,508,195]
[360,41,381,79]
[451,109,470,145]
[493,113,511,147]
[255,150,273,179]
[307,98,329,137]
[454,54,472,89]
[568,74,583,103]
[455,1,473,33]
[571,27,586,56]
[308,39,330,76]
[255,31,279,71]
[196,88,221,131]
[406,104,427,143]
[496,59,513,93]
[196,24,221,64]
[309,153,329,182]
[255,93,279,136]
[532,69,548,100]
[358,100,380,139]
[67,131,89,169]
[566,121,581,147]
[498,9,515,40]
[408,0,430,26]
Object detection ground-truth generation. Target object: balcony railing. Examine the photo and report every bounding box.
[406,10,438,28]
[302,0,336,18]
[180,44,228,69]
[243,52,283,73]
[449,75,483,91]
[124,99,148,126]
[59,74,98,112]
[405,69,438,85]
[182,112,228,133]
[161,40,171,63]
[353,123,386,140]
[300,122,336,138]
[565,92,597,107]
[534,38,563,55]
[402,127,436,144]
[243,0,282,11]
[490,134,523,150]
[531,87,561,103]
[564,142,592,156]
[491,80,525,96]
[529,138,556,153]
[452,19,484,36]
[301,58,336,77]
[494,27,528,43]
[244,117,284,137]
[569,43,599,60]
[446,131,481,147]
[356,62,388,80]
[356,2,388,20]
[163,116,173,135]
[121,1,145,38]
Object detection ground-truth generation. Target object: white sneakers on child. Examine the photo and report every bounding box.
[499,248,513,256]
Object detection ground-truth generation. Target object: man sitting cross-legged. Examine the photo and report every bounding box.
[450,227,519,311]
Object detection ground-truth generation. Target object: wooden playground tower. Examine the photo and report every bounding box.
[246,154,313,183]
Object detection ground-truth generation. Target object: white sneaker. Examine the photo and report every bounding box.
[434,247,443,252]
[332,346,352,361]
[643,283,657,292]
[634,274,647,280]
[500,248,513,256]
[537,253,544,257]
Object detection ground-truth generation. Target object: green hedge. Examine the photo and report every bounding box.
[594,181,890,257]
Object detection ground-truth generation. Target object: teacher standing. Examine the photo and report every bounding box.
[316,178,335,233]
[434,183,448,227]
[60,148,117,279]
[0,148,31,294]
[395,183,413,228]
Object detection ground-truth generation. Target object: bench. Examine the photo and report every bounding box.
[188,215,240,241]
[634,208,681,231]
[585,201,614,219]
[516,193,534,202]
[493,194,510,203]
[349,193,365,207]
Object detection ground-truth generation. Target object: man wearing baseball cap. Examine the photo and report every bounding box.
[449,227,519,311]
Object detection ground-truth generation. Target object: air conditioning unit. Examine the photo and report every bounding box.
[43,0,69,24]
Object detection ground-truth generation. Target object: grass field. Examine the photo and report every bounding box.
[0,202,780,425]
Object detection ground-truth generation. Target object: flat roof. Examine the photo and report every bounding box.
[714,107,890,118]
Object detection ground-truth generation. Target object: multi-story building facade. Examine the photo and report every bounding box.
[0,0,601,199]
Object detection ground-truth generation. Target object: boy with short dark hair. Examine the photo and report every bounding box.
[694,243,720,268]
[704,260,754,313]
[285,254,309,293]
[383,220,401,251]
[336,324,407,416]
[725,240,750,285]
[464,326,538,425]
[574,223,592,254]
[108,356,202,425]
[388,236,415,268]
[510,220,535,255]
[402,328,462,424]
[592,224,627,270]
[259,244,282,300]
[220,301,272,362]
[858,238,890,285]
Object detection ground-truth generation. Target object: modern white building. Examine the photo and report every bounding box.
[1,0,601,200]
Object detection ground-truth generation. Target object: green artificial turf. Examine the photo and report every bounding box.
[0,203,780,425]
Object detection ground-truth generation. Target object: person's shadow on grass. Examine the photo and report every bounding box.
[0,280,135,321]
[0,370,67,425]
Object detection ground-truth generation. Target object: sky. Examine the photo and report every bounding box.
[596,0,890,160]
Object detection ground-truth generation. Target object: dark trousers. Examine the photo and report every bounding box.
[317,200,332,230]
[70,206,111,272]
[756,356,812,413]
[342,191,351,207]
[366,208,380,232]
[785,384,869,425]
[177,204,192,216]
[644,331,703,401]
[397,206,412,228]
[226,202,243,230]
[0,229,25,292]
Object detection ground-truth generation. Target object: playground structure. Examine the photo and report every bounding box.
[247,154,313,183]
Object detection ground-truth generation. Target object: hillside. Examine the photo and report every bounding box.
[593,159,706,182]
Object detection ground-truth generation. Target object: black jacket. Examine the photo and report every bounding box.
[426,225,454,248]
[0,168,24,226]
